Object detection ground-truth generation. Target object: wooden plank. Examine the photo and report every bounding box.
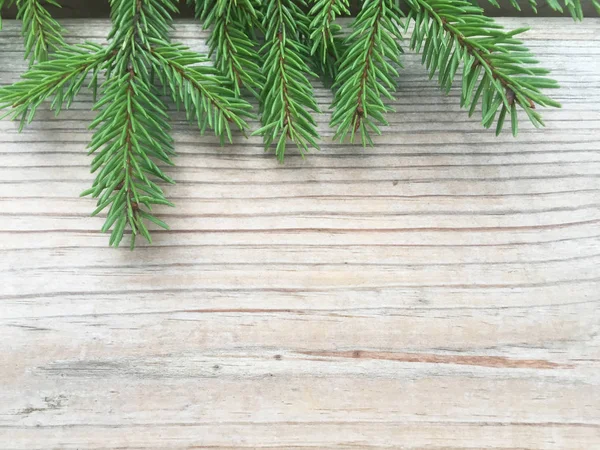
[1,18,600,450]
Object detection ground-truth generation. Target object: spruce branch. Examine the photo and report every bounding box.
[481,0,600,20]
[0,43,105,129]
[84,0,251,247]
[329,0,404,146]
[191,0,264,97]
[16,0,65,65]
[105,0,178,77]
[254,0,321,161]
[0,0,254,247]
[82,0,178,248]
[149,41,254,143]
[308,0,350,82]
[108,0,177,43]
[84,71,175,248]
[406,0,561,136]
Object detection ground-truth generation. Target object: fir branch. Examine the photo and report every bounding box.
[308,0,350,82]
[0,43,105,129]
[108,0,177,44]
[84,71,175,248]
[149,41,254,143]
[16,0,65,65]
[481,0,600,20]
[192,0,264,97]
[293,0,315,46]
[254,0,321,161]
[406,0,561,136]
[106,0,178,76]
[82,0,179,248]
[2,0,254,247]
[329,0,404,146]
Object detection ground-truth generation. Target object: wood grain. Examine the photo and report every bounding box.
[1,18,600,450]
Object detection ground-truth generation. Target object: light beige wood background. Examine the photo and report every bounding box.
[1,18,600,450]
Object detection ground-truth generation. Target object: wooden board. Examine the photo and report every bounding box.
[1,18,599,450]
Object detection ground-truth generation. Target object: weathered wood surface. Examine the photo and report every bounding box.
[1,18,600,449]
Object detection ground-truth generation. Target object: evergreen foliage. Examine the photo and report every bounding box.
[0,0,65,64]
[1,0,252,248]
[0,0,596,247]
[483,0,600,20]
[190,0,264,97]
[330,0,404,146]
[405,0,562,135]
[254,0,321,161]
[308,0,350,82]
